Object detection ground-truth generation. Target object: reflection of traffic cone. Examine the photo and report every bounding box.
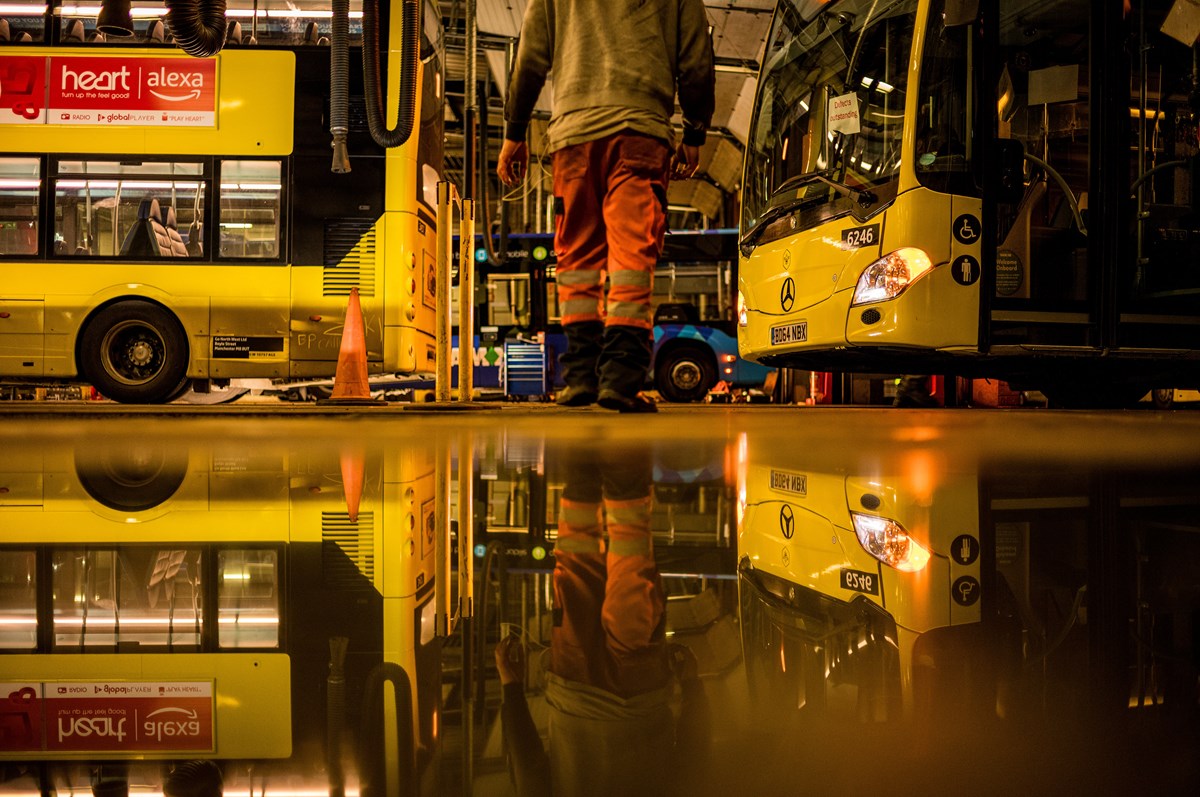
[321,287,386,405]
[340,446,365,522]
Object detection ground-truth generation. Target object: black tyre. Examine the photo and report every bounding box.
[79,302,189,404]
[654,345,716,403]
[75,444,189,512]
[1151,388,1174,410]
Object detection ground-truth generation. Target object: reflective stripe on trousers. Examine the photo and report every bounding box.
[553,132,669,329]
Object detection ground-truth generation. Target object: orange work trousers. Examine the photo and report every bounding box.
[553,132,670,330]
[550,494,668,698]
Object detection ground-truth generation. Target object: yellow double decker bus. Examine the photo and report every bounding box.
[737,0,1200,406]
[0,431,440,794]
[0,1,442,403]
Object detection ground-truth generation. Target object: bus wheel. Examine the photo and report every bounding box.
[655,345,715,403]
[80,302,189,404]
[74,443,189,511]
[1151,388,1174,410]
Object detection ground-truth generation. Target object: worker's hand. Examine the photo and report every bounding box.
[670,142,700,181]
[495,635,526,686]
[498,139,529,187]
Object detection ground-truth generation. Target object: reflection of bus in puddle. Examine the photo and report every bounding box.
[738,452,981,721]
[737,449,1200,731]
[0,439,439,796]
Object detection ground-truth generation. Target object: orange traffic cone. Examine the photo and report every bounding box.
[320,287,386,405]
[340,445,366,522]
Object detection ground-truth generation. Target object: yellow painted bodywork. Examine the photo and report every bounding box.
[1,49,294,157]
[0,654,292,760]
[0,438,438,763]
[0,36,437,384]
[739,0,984,365]
[739,188,982,361]
[738,460,981,701]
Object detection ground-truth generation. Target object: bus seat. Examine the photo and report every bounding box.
[119,198,172,258]
[148,200,174,256]
[303,22,320,44]
[62,19,84,42]
[225,20,242,45]
[145,19,164,44]
[2,21,31,43]
[164,206,189,257]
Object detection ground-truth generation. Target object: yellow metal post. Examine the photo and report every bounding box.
[435,182,456,404]
[457,432,475,620]
[458,199,476,403]
[434,441,453,635]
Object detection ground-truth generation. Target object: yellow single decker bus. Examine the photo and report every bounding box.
[737,0,1200,407]
[0,1,442,403]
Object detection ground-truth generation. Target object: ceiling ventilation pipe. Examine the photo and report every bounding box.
[361,0,421,149]
[96,0,134,37]
[330,0,351,172]
[164,0,227,58]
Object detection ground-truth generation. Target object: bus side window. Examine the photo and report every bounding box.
[219,160,282,259]
[0,157,40,256]
[0,550,36,650]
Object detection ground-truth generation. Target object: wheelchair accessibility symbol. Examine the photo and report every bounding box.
[953,214,980,245]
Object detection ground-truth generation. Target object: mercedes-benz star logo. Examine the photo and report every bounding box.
[779,504,794,538]
[780,277,796,312]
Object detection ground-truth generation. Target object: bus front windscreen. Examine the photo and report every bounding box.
[742,0,917,242]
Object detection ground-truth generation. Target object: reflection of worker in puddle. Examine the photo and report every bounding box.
[495,448,709,796]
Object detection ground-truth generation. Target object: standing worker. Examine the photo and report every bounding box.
[497,0,716,412]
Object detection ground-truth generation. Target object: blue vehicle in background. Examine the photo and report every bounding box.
[456,228,773,402]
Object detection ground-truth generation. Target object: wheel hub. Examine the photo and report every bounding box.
[128,340,155,367]
[671,361,701,390]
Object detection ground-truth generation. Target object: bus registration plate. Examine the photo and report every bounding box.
[771,321,807,346]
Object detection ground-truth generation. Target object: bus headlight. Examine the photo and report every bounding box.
[737,290,748,327]
[851,248,933,306]
[851,512,931,572]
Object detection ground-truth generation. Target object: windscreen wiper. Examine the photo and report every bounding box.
[775,170,876,209]
[740,172,876,255]
[739,195,810,255]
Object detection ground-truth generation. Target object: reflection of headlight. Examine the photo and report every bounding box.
[851,248,933,306]
[851,512,930,572]
[737,290,748,327]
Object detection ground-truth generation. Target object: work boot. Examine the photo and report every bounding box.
[556,384,598,406]
[597,388,658,413]
[597,324,652,400]
[556,321,603,406]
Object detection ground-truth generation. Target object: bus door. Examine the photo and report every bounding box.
[1112,3,1200,353]
[963,1,1101,354]
[973,2,1200,394]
